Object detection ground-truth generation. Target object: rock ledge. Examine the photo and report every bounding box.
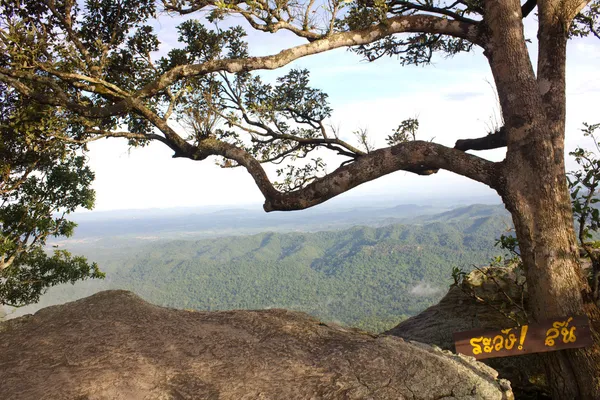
[0,290,512,399]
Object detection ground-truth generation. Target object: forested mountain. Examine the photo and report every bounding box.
[5,204,511,332]
[100,209,510,332]
[58,203,448,245]
[407,204,510,223]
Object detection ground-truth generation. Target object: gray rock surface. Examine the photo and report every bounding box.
[386,267,547,398]
[0,290,512,400]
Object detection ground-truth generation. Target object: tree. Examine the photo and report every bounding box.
[0,81,103,306]
[568,123,600,303]
[0,0,599,397]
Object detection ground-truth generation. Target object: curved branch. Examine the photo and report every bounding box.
[235,8,323,40]
[162,0,220,14]
[135,14,483,100]
[0,71,130,118]
[388,0,480,24]
[521,0,537,18]
[55,130,169,146]
[3,15,481,121]
[261,141,500,211]
[39,67,131,98]
[128,98,197,157]
[454,127,507,151]
[183,138,500,212]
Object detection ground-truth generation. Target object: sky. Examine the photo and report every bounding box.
[84,7,600,212]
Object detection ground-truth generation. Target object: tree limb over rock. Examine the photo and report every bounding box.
[454,128,508,152]
[260,141,500,212]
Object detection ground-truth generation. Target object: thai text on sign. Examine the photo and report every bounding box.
[453,315,592,360]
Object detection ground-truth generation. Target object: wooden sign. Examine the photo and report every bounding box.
[453,315,592,360]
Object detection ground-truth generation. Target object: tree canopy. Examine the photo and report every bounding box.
[0,0,596,209]
[0,81,102,306]
[2,0,600,397]
[0,0,514,208]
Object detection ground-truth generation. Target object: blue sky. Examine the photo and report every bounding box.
[85,10,600,211]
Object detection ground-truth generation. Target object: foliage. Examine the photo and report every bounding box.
[0,86,103,307]
[568,123,600,242]
[386,118,419,146]
[2,0,600,394]
[495,234,520,258]
[0,248,102,306]
[451,126,600,304]
[451,265,467,286]
[568,123,600,301]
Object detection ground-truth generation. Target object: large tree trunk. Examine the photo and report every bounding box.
[502,148,600,399]
[483,1,600,398]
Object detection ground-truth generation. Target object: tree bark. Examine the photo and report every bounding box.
[2,0,599,396]
[502,154,600,399]
[483,1,600,398]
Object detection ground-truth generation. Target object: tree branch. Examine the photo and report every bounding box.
[454,127,507,151]
[162,0,230,14]
[0,71,130,118]
[3,15,482,122]
[39,67,131,98]
[234,8,323,40]
[135,15,483,100]
[128,99,197,157]
[56,130,169,146]
[521,0,537,18]
[262,141,499,211]
[388,0,480,24]
[176,138,499,212]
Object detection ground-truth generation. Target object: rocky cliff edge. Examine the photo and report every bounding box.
[0,290,512,400]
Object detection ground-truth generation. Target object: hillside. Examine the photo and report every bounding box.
[5,204,512,332]
[56,203,449,245]
[102,209,511,332]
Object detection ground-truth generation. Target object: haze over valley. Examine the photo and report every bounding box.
[4,197,512,333]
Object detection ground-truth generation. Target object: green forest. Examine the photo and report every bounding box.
[2,204,511,332]
[84,205,510,332]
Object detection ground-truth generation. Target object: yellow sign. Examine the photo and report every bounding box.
[453,315,591,360]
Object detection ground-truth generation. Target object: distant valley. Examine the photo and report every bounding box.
[5,203,512,332]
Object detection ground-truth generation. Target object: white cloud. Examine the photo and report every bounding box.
[87,139,264,211]
[410,282,442,297]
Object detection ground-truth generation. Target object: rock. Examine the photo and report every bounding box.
[0,290,512,400]
[386,266,548,399]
